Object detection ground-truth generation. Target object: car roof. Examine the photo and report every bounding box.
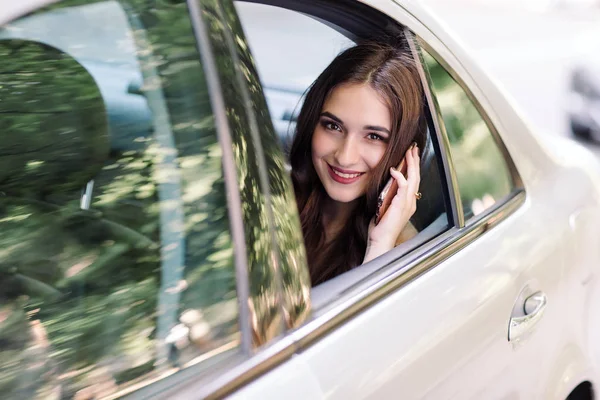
[1,0,438,35]
[0,0,57,25]
[0,0,458,58]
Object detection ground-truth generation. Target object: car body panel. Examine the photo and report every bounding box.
[226,355,323,400]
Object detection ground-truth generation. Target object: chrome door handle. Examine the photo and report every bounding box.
[508,291,547,342]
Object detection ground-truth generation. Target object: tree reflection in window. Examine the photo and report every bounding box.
[422,49,513,219]
[0,1,238,398]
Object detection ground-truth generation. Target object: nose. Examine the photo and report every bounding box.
[334,135,360,167]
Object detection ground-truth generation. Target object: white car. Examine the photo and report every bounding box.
[1,0,600,399]
[569,61,600,142]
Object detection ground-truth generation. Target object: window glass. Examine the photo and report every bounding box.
[422,49,514,219]
[0,1,238,398]
[221,0,313,330]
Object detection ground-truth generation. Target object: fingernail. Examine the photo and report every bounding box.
[410,141,417,149]
[391,167,397,173]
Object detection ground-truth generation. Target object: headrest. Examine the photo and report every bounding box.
[0,39,109,198]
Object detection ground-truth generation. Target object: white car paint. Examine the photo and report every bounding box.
[230,0,600,399]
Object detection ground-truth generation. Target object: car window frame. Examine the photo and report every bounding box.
[416,38,524,227]
[195,0,462,392]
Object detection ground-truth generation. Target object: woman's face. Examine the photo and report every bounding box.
[312,83,391,204]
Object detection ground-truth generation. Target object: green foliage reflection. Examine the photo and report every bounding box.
[422,50,513,218]
[0,1,238,398]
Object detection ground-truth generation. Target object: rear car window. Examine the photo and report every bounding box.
[0,1,239,397]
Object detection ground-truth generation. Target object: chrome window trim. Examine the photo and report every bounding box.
[168,335,298,399]
[187,0,254,353]
[405,27,463,228]
[416,37,524,194]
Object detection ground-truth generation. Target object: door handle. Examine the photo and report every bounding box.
[508,291,547,342]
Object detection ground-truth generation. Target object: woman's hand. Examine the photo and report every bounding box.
[363,144,420,263]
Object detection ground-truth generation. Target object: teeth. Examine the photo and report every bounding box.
[332,169,361,179]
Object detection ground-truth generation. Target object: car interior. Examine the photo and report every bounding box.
[0,35,161,301]
[0,36,173,389]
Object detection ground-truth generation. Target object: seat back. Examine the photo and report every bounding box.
[0,39,109,201]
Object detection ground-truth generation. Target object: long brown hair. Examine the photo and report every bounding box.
[290,40,426,286]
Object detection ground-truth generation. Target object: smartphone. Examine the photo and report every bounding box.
[375,157,407,225]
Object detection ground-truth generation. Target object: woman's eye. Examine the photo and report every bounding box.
[323,121,342,132]
[367,133,384,141]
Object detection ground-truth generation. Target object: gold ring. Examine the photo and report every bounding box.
[415,192,422,200]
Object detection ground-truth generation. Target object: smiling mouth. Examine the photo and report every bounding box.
[327,164,365,184]
[332,169,362,178]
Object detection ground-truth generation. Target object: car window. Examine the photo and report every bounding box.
[421,49,514,220]
[234,1,354,152]
[233,2,450,292]
[213,0,312,335]
[0,1,240,398]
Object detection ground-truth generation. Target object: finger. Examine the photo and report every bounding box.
[390,166,408,184]
[404,148,420,212]
[395,173,410,206]
[379,178,410,227]
[412,145,420,178]
[405,146,420,196]
[413,146,421,190]
[413,145,420,170]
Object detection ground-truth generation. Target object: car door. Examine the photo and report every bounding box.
[415,12,594,398]
[223,1,569,399]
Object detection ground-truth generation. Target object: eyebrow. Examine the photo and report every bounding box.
[320,111,391,136]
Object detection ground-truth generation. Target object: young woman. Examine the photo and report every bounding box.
[289,40,427,286]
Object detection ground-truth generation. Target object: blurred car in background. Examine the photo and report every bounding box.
[569,61,600,142]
